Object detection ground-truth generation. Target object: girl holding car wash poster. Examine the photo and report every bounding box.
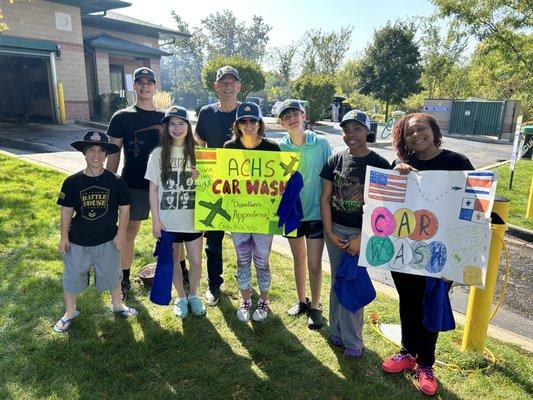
[382,112,474,397]
[223,101,280,323]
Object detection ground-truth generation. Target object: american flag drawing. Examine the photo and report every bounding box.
[465,172,494,196]
[368,170,407,203]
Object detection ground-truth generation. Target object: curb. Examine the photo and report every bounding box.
[507,224,533,242]
[75,119,108,130]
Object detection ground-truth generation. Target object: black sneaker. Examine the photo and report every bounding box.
[181,265,190,287]
[287,298,310,317]
[121,279,131,300]
[307,308,323,330]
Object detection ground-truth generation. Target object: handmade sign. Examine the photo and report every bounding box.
[359,167,497,287]
[194,148,300,234]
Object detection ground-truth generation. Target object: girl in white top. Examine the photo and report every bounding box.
[145,106,205,318]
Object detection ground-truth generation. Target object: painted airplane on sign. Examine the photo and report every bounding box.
[198,198,231,227]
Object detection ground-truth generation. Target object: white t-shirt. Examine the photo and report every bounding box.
[145,146,198,233]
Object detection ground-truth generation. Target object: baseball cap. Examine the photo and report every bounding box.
[236,102,262,121]
[340,109,371,130]
[71,131,119,154]
[134,67,156,83]
[161,106,189,124]
[216,65,240,81]
[278,99,305,117]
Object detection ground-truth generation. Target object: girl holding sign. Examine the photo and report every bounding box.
[145,106,205,319]
[383,113,473,396]
[320,110,390,358]
[224,102,280,322]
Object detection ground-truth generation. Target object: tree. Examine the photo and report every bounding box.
[335,59,362,97]
[202,56,265,100]
[1,0,21,33]
[200,10,271,61]
[294,74,335,122]
[432,0,532,72]
[357,22,423,120]
[299,27,354,75]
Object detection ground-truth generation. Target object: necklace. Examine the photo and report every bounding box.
[86,165,104,181]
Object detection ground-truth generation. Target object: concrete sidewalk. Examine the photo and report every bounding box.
[0,121,531,352]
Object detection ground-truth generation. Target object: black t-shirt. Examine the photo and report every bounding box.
[391,149,474,172]
[223,137,280,151]
[107,105,164,190]
[195,103,237,148]
[57,170,131,246]
[320,150,391,228]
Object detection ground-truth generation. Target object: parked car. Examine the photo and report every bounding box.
[271,101,282,117]
[244,97,267,115]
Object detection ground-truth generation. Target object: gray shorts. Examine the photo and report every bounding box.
[62,240,122,293]
[129,188,150,221]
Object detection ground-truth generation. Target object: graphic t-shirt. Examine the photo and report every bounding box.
[320,150,390,228]
[107,105,165,190]
[392,149,474,172]
[145,146,198,233]
[195,103,238,148]
[223,137,280,151]
[57,170,131,246]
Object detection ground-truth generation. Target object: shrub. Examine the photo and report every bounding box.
[294,74,335,122]
[96,94,128,122]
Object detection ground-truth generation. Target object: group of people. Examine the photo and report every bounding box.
[53,65,474,397]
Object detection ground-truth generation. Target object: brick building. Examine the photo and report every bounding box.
[0,0,187,122]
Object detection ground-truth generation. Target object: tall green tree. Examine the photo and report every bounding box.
[300,28,354,75]
[432,0,532,72]
[202,56,265,100]
[357,22,422,119]
[294,74,335,122]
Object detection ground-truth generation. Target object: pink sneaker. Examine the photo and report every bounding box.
[381,353,416,373]
[416,366,438,396]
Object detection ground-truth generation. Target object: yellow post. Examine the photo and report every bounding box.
[527,177,533,219]
[461,197,509,352]
[57,81,66,124]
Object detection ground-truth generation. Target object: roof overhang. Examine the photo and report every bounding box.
[47,0,131,14]
[84,34,171,58]
[0,35,61,57]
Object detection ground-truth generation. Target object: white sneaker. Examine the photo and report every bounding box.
[252,298,269,322]
[204,287,220,306]
[236,299,252,322]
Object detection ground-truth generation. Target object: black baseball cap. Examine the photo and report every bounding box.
[134,67,156,83]
[339,109,371,130]
[236,102,262,121]
[278,99,305,117]
[216,65,240,81]
[161,106,189,124]
[71,131,119,154]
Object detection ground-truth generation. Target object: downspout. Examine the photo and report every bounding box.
[84,45,99,115]
[49,49,60,124]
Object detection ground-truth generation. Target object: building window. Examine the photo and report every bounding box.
[110,64,125,95]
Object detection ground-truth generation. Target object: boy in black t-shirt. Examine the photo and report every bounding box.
[54,131,137,333]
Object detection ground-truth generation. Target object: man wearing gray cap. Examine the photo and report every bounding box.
[195,65,241,305]
[106,67,164,300]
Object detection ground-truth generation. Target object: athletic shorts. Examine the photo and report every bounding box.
[284,220,324,239]
[129,188,150,221]
[169,231,203,243]
[62,240,122,293]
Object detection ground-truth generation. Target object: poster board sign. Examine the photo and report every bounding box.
[359,167,497,287]
[194,148,300,234]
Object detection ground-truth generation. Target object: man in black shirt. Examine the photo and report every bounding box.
[106,67,164,299]
[195,65,241,305]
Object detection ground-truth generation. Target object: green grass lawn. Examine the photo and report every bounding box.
[494,159,533,230]
[0,154,531,400]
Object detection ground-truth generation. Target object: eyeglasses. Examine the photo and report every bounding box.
[280,110,302,121]
[238,118,259,124]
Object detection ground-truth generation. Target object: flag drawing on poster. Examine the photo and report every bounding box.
[459,197,487,224]
[368,170,407,202]
[464,172,494,213]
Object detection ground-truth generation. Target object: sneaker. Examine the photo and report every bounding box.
[382,353,416,373]
[344,347,363,359]
[204,287,220,306]
[416,366,438,396]
[236,299,252,322]
[252,298,269,322]
[287,297,310,317]
[121,279,131,300]
[330,335,343,347]
[173,298,189,318]
[307,308,323,330]
[188,295,206,316]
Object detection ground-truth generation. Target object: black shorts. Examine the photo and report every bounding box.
[129,188,150,221]
[284,220,324,239]
[169,232,203,243]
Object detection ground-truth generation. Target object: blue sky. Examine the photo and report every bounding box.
[121,0,438,58]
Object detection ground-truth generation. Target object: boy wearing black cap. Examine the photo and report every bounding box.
[106,67,166,299]
[54,132,137,333]
[195,65,241,305]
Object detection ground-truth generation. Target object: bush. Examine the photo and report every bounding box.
[95,93,128,122]
[294,74,335,122]
[153,91,173,110]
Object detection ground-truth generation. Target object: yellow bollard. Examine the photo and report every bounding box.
[57,81,66,125]
[461,197,509,352]
[527,177,533,219]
